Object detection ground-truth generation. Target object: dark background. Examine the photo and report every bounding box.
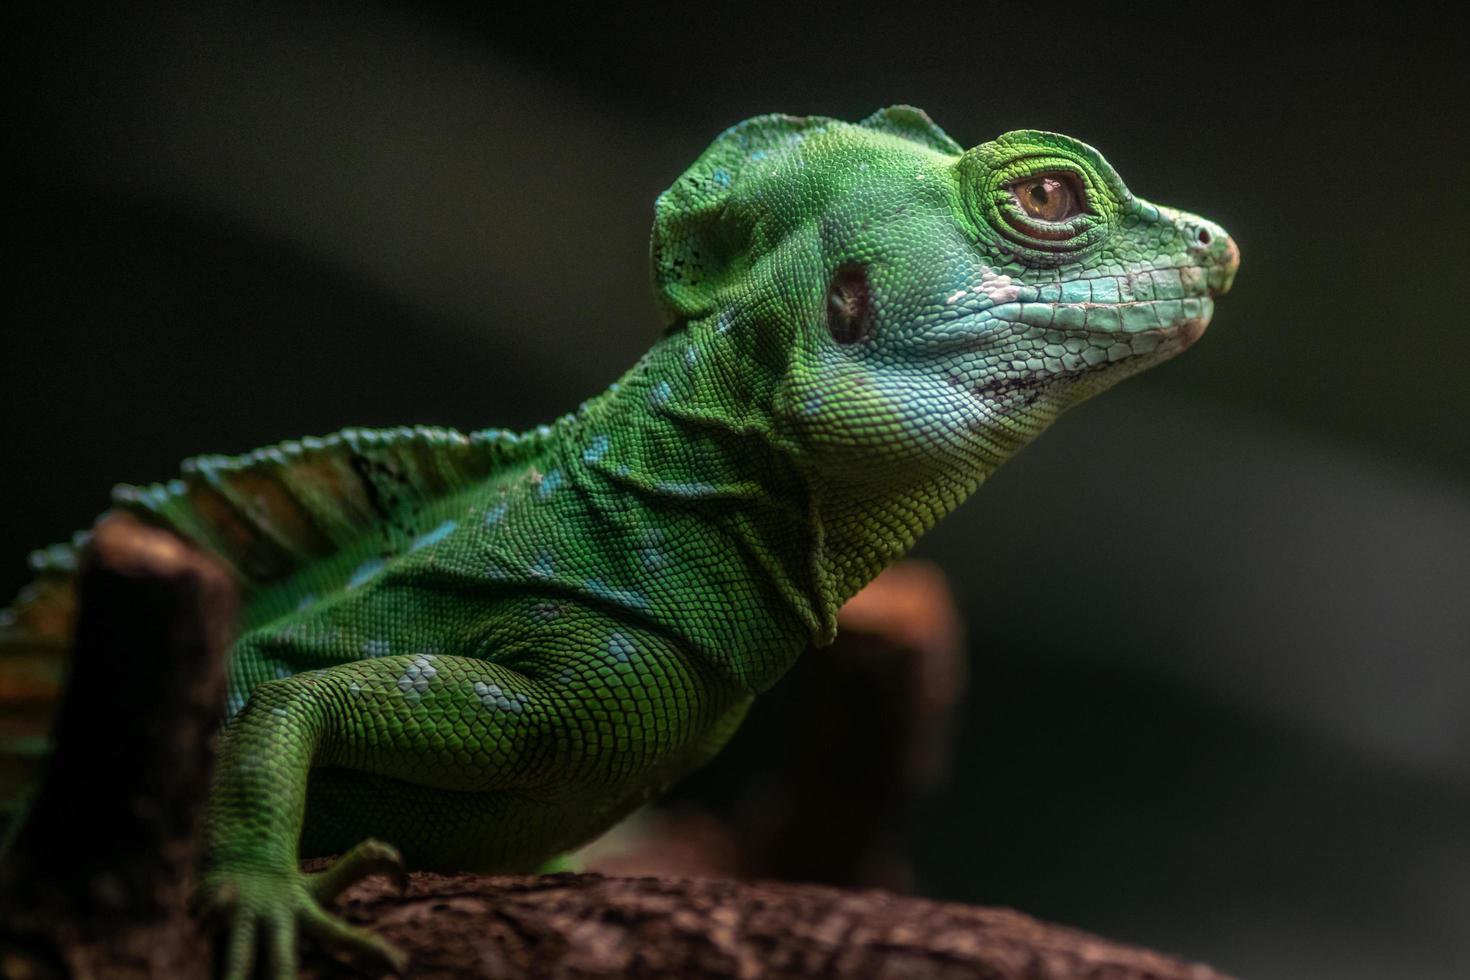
[5,4,1467,977]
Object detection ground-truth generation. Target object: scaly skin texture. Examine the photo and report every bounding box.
[3,107,1236,976]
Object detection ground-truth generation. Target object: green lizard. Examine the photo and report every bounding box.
[1,107,1236,976]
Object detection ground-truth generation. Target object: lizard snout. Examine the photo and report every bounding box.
[1186,218,1239,298]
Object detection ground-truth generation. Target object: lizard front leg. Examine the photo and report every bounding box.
[197,644,707,978]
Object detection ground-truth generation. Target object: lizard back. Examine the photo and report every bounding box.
[0,423,553,815]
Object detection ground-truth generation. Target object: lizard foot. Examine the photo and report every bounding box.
[196,844,409,980]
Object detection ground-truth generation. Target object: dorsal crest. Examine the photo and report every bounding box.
[109,425,544,586]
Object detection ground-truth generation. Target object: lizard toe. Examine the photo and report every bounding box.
[301,901,409,977]
[306,837,409,904]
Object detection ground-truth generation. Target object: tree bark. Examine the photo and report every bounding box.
[0,514,234,978]
[306,871,1231,980]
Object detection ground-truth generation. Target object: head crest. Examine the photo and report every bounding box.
[649,107,959,324]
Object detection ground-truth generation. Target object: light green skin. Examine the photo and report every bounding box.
[95,108,1241,975]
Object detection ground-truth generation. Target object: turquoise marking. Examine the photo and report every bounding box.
[361,639,390,658]
[536,469,565,500]
[585,578,651,613]
[484,500,509,526]
[656,480,718,498]
[637,529,667,571]
[346,557,384,589]
[608,632,635,663]
[411,519,458,551]
[529,551,555,579]
[650,380,673,407]
[582,435,610,463]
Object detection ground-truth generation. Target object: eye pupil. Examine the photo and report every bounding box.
[1011,172,1082,223]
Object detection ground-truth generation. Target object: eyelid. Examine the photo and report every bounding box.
[957,147,1115,264]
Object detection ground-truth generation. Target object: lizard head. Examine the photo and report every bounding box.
[651,107,1238,484]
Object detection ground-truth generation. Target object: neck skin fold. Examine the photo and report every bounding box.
[562,328,992,687]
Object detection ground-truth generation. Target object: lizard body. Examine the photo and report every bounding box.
[0,107,1237,975]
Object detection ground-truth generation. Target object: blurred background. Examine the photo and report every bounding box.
[4,3,1466,977]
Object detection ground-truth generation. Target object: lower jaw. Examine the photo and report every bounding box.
[1175,315,1209,348]
[960,301,1217,406]
[1176,298,1216,348]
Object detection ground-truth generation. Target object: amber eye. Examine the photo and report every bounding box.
[1009,172,1085,222]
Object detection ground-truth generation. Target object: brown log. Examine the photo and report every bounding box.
[306,871,1232,980]
[0,514,235,978]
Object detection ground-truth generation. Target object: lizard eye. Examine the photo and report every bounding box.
[1009,172,1085,222]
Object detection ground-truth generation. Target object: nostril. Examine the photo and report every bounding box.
[1196,227,1212,246]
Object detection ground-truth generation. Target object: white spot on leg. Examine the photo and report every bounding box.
[473,680,525,713]
[608,632,636,664]
[397,654,438,702]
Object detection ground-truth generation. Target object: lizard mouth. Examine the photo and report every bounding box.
[1174,297,1214,348]
[953,293,1215,404]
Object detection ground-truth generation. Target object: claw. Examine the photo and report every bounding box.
[302,902,409,977]
[307,838,409,904]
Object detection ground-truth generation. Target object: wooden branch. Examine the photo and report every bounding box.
[0,514,235,978]
[307,871,1232,980]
